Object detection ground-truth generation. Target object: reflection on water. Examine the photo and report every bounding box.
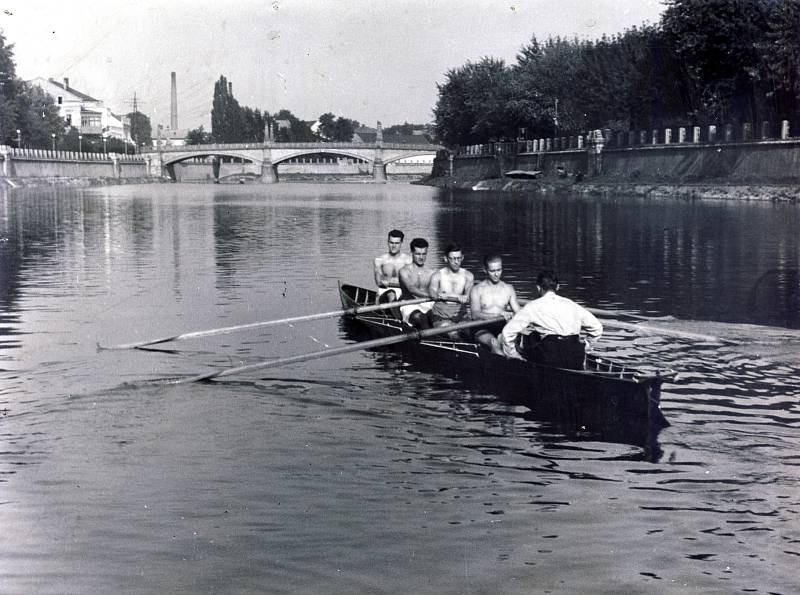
[0,183,799,593]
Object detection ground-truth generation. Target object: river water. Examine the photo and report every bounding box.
[0,183,798,594]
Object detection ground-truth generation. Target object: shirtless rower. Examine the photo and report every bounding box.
[469,254,520,352]
[398,237,435,328]
[373,229,412,303]
[428,243,474,340]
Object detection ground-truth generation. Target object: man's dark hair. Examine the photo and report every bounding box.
[388,229,404,241]
[410,237,428,251]
[536,270,560,292]
[483,253,502,268]
[444,242,462,255]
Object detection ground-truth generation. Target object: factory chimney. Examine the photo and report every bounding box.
[170,71,178,130]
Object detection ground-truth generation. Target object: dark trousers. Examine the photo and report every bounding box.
[519,333,585,369]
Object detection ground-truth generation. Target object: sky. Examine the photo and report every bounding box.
[1,0,666,131]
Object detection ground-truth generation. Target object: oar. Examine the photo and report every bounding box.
[99,297,433,350]
[517,298,729,343]
[175,316,505,384]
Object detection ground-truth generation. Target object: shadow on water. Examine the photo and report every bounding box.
[338,318,666,461]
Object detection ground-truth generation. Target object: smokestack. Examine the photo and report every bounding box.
[170,71,178,130]
[63,77,69,90]
[228,81,232,95]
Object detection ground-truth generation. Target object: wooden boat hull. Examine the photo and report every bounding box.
[339,283,671,451]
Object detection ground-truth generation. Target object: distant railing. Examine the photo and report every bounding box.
[456,119,800,157]
[153,141,442,153]
[1,146,145,162]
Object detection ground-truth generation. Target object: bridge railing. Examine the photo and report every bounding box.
[153,141,442,153]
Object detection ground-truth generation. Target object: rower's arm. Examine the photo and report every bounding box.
[427,271,440,299]
[500,306,532,359]
[373,257,386,288]
[579,307,603,347]
[399,268,428,299]
[469,286,486,320]
[508,286,522,313]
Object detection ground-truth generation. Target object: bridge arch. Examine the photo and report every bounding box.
[161,151,258,167]
[382,151,437,165]
[271,149,373,166]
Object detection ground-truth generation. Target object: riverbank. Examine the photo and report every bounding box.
[2,176,171,189]
[418,175,800,202]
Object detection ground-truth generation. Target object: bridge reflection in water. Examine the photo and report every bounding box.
[143,139,442,183]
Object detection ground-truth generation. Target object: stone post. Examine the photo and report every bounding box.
[0,146,11,177]
[545,138,552,151]
[693,126,701,143]
[742,122,752,141]
[761,121,771,140]
[664,129,672,144]
[539,138,545,152]
[640,131,647,145]
[448,152,454,177]
[260,148,278,183]
[724,124,734,142]
[781,120,790,140]
[708,125,717,142]
[652,129,659,145]
[111,153,121,179]
[588,129,605,176]
[617,132,624,147]
[678,127,686,143]
[577,135,584,149]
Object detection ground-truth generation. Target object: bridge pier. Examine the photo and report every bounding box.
[372,156,387,183]
[260,150,278,183]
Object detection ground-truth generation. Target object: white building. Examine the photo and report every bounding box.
[28,77,131,142]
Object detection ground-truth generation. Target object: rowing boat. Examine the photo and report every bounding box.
[339,283,673,449]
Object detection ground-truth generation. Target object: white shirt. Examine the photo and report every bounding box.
[500,291,603,359]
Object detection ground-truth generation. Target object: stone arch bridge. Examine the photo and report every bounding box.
[142,141,442,182]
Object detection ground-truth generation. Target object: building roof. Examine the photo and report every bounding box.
[45,78,99,102]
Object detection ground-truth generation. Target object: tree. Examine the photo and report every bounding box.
[316,112,360,141]
[0,31,65,148]
[764,0,800,120]
[273,109,314,142]
[433,57,518,146]
[661,0,769,123]
[186,125,212,145]
[11,81,63,148]
[127,111,152,147]
[211,75,245,142]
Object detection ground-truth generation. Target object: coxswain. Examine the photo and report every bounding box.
[497,270,602,369]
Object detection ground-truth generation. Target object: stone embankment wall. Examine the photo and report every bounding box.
[451,120,800,186]
[1,146,149,180]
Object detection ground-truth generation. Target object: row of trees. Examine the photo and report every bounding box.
[1,32,150,152]
[434,0,800,147]
[204,74,362,144]
[203,74,430,145]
